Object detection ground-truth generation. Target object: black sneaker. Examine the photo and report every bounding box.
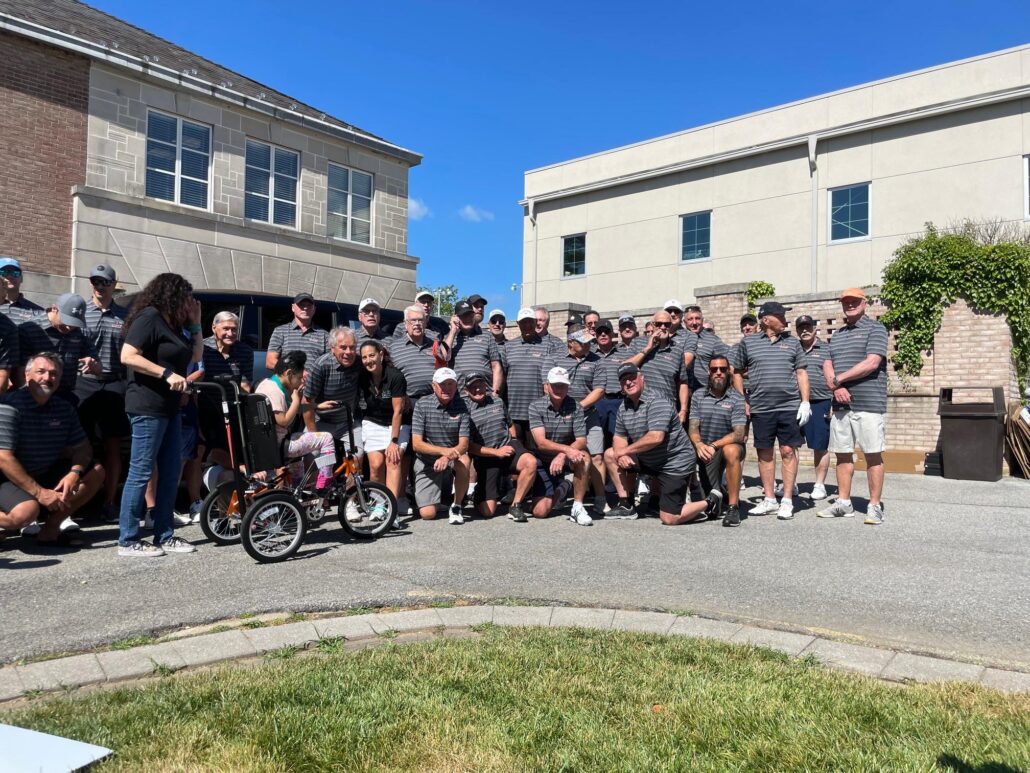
[606,503,638,520]
[705,490,724,520]
[723,504,740,527]
[508,503,528,523]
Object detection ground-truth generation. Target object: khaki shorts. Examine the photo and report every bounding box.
[413,456,453,508]
[829,410,886,454]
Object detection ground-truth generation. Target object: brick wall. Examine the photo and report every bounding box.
[0,32,89,278]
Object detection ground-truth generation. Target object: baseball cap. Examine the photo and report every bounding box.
[569,329,593,344]
[432,367,458,384]
[565,311,584,328]
[454,300,474,316]
[663,299,684,312]
[546,366,571,385]
[293,292,315,305]
[487,308,506,322]
[595,320,613,334]
[840,287,866,301]
[56,293,87,328]
[358,297,380,311]
[415,290,434,301]
[0,257,21,271]
[90,263,116,281]
[515,307,535,322]
[467,293,486,306]
[758,301,791,318]
[740,313,758,326]
[618,314,636,327]
[617,363,640,379]
[795,314,815,328]
[464,370,489,386]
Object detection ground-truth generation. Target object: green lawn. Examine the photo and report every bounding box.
[9,626,1029,771]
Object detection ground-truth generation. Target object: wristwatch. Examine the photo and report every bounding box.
[391,437,399,444]
[831,376,840,388]
[161,366,174,381]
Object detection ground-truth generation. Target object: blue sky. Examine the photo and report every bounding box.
[93,0,1030,314]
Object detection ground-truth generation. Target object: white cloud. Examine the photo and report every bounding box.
[458,204,495,222]
[408,197,430,221]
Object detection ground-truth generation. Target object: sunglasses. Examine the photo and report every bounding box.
[90,277,113,287]
[709,366,729,373]
[654,321,671,328]
[0,268,22,278]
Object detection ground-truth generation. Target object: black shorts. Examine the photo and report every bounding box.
[0,462,67,513]
[751,411,804,450]
[473,439,529,503]
[532,456,572,499]
[511,419,536,450]
[199,400,229,451]
[641,466,690,515]
[696,444,746,494]
[75,377,130,440]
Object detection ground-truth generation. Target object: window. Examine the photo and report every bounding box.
[562,234,586,277]
[829,183,870,242]
[327,164,373,244]
[681,211,711,261]
[1024,156,1029,219]
[145,111,210,209]
[245,140,298,227]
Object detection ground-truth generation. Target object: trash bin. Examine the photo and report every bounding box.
[937,386,1007,482]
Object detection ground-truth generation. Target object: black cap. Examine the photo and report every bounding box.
[758,301,791,318]
[565,312,584,327]
[617,363,640,379]
[454,300,474,316]
[595,321,613,334]
[464,370,488,385]
[794,314,815,328]
[467,294,486,306]
[740,313,758,326]
[293,292,315,305]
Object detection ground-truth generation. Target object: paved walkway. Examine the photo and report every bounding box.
[2,604,1028,704]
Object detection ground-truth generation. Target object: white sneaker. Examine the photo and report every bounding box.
[569,502,593,526]
[776,500,795,520]
[810,484,827,500]
[159,536,196,553]
[59,517,81,533]
[369,503,388,522]
[173,513,191,528]
[188,499,204,524]
[448,504,464,525]
[818,500,855,518]
[118,541,165,558]
[345,499,362,523]
[20,522,42,536]
[749,498,779,516]
[774,482,799,497]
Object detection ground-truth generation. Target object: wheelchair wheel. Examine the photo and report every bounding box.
[199,480,243,545]
[240,492,308,563]
[338,481,397,539]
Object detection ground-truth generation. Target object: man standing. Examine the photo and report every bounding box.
[486,309,508,348]
[534,307,566,355]
[396,290,448,340]
[618,314,638,349]
[411,368,470,523]
[18,294,100,401]
[795,315,833,501]
[819,288,889,525]
[390,304,442,406]
[466,293,488,328]
[265,292,330,372]
[622,311,689,419]
[0,257,44,323]
[683,305,728,392]
[593,320,626,443]
[583,310,601,339]
[303,326,363,450]
[663,300,686,342]
[355,297,390,344]
[504,308,550,443]
[446,300,503,393]
[688,355,747,527]
[731,301,810,521]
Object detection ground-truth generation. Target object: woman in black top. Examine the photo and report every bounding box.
[117,273,202,557]
[358,340,407,514]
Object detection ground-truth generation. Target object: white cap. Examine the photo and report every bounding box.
[546,366,571,385]
[516,307,535,322]
[432,367,458,384]
[415,290,434,301]
[663,299,684,312]
[359,297,380,311]
[487,308,506,321]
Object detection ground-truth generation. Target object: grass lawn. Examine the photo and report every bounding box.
[8,626,1029,771]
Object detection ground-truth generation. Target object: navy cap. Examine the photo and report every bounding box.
[758,301,791,318]
[617,363,640,379]
[293,292,315,305]
[454,300,474,316]
[794,314,815,328]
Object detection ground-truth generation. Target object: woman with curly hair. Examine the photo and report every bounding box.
[117,273,202,557]
[358,339,408,517]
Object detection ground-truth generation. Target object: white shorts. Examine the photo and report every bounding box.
[361,420,411,453]
[828,410,886,454]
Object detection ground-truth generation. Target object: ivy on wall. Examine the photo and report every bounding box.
[746,281,776,312]
[881,224,1030,392]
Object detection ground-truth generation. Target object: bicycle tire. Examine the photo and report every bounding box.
[240,492,308,563]
[199,480,242,545]
[338,481,397,539]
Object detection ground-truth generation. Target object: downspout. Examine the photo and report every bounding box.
[528,198,538,307]
[807,135,819,293]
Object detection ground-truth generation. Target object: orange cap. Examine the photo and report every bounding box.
[839,287,866,301]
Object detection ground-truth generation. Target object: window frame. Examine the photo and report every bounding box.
[561,233,587,279]
[828,182,871,244]
[680,210,713,263]
[326,163,375,245]
[1023,155,1030,220]
[145,109,211,211]
[244,139,300,229]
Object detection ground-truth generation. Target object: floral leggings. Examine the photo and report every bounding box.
[282,431,336,484]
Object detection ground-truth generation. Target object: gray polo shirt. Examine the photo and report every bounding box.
[464,393,512,449]
[630,338,687,401]
[304,352,361,428]
[504,334,550,421]
[686,330,729,389]
[452,332,501,381]
[411,394,470,459]
[391,317,446,341]
[731,331,807,414]
[0,388,86,477]
[0,295,44,324]
[83,300,128,378]
[594,344,627,395]
[267,321,330,365]
[543,352,600,407]
[527,394,586,450]
[355,326,389,345]
[18,313,98,396]
[828,315,889,413]
[615,390,694,475]
[201,337,254,386]
[0,314,19,371]
[689,388,747,445]
[802,340,833,402]
[541,332,566,356]
[389,335,438,399]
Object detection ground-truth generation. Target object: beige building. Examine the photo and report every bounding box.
[521,43,1030,313]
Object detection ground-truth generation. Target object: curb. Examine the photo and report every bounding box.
[2,606,1028,703]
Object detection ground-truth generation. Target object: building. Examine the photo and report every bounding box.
[520,44,1030,313]
[0,0,421,307]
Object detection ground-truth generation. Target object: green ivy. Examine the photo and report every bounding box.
[880,224,1030,392]
[746,281,776,312]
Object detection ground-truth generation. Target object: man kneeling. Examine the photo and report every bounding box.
[0,353,104,546]
[411,368,470,524]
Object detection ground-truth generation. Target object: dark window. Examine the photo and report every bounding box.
[245,140,298,227]
[145,111,210,208]
[830,184,869,241]
[681,211,711,260]
[562,234,586,277]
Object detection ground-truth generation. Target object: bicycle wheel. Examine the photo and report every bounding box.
[240,492,308,563]
[199,480,242,545]
[338,481,397,539]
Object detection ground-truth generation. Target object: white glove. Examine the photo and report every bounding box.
[796,401,811,427]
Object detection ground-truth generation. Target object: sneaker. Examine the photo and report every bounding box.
[369,503,388,522]
[606,503,638,520]
[749,498,779,516]
[102,502,120,524]
[864,503,884,525]
[774,482,799,498]
[776,500,795,520]
[173,512,191,528]
[448,504,464,525]
[158,536,196,553]
[118,541,165,558]
[810,484,828,501]
[188,499,204,524]
[569,501,593,526]
[704,489,724,520]
[345,499,362,523]
[58,516,81,533]
[593,494,609,515]
[20,522,42,536]
[818,500,855,518]
[723,504,741,527]
[507,503,528,523]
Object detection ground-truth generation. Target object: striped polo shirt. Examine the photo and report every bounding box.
[543,351,601,406]
[802,340,833,401]
[503,334,550,421]
[355,326,390,346]
[304,351,361,428]
[411,394,470,459]
[0,388,86,477]
[0,295,44,324]
[83,299,128,378]
[593,344,627,395]
[731,331,807,414]
[0,314,19,371]
[391,317,446,341]
[689,387,747,445]
[630,338,687,400]
[464,393,512,449]
[686,330,730,389]
[389,335,439,399]
[18,313,97,395]
[729,340,749,395]
[828,315,889,413]
[267,321,330,365]
[541,332,566,356]
[615,390,694,475]
[201,337,255,386]
[527,394,586,451]
[451,332,501,382]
